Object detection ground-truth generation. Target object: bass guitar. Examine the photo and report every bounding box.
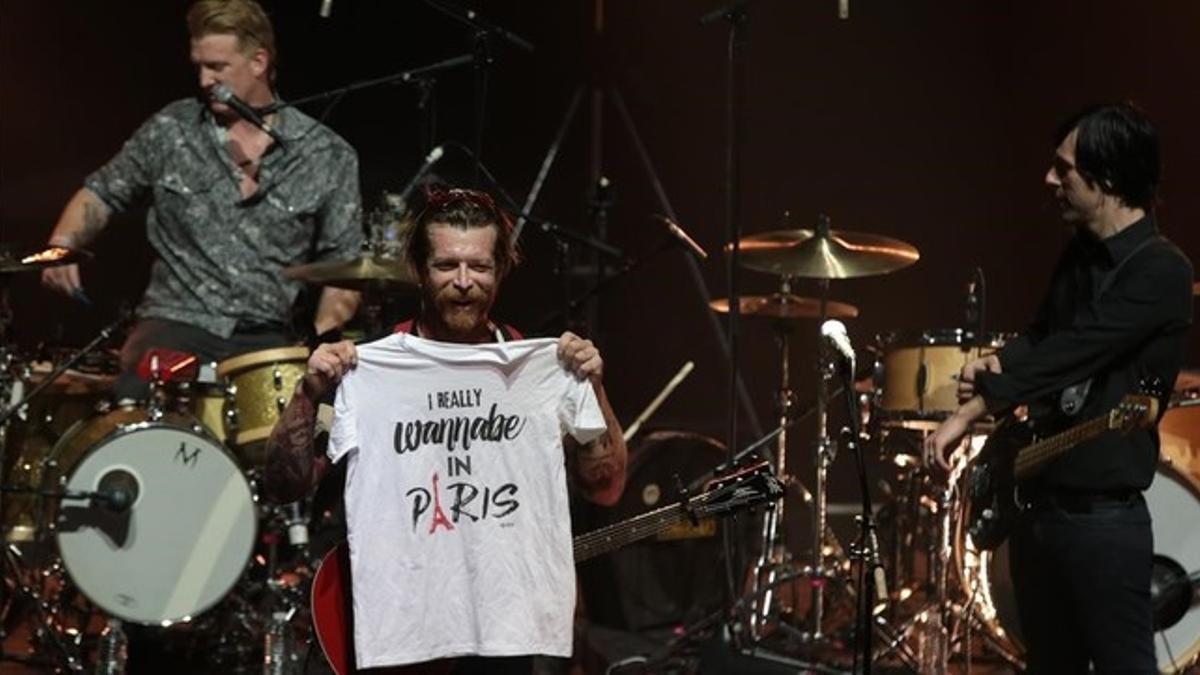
[967,393,1159,551]
[311,460,784,674]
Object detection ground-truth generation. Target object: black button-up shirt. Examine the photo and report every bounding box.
[85,98,364,338]
[976,216,1193,491]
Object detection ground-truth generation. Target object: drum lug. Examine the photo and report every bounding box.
[272,367,283,390]
[276,396,287,412]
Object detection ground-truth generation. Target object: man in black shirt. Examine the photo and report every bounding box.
[924,103,1192,672]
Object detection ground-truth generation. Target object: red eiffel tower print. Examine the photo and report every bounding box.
[428,472,455,534]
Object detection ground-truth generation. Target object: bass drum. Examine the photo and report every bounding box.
[956,461,1200,672]
[49,406,257,625]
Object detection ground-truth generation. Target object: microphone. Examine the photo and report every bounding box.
[965,266,986,339]
[397,145,445,205]
[319,0,333,17]
[838,0,849,19]
[655,215,709,260]
[211,83,284,145]
[95,468,139,513]
[821,319,856,373]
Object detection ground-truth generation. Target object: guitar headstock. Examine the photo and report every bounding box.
[1108,394,1160,433]
[693,460,785,518]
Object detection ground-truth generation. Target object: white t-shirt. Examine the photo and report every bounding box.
[328,333,607,669]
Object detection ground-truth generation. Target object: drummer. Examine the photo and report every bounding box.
[40,0,363,399]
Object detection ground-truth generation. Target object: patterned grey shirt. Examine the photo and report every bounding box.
[85,98,363,338]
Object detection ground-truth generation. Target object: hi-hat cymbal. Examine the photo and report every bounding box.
[0,245,92,273]
[709,294,859,320]
[734,227,919,279]
[284,256,418,292]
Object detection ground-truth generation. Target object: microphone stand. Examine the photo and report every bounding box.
[259,54,477,115]
[421,0,534,179]
[836,355,882,673]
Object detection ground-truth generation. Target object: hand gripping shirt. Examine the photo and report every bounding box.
[328,333,607,668]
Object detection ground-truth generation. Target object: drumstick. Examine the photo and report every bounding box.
[622,361,695,443]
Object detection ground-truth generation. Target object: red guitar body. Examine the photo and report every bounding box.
[311,542,356,675]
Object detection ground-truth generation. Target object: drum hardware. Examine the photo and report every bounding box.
[94,617,128,674]
[726,215,919,658]
[2,544,89,672]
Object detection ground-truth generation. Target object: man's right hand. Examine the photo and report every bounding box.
[41,263,82,298]
[958,354,1002,402]
[301,340,358,400]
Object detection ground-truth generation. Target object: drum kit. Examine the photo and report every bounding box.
[0,242,417,673]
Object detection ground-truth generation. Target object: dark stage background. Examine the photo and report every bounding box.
[3,1,1200,548]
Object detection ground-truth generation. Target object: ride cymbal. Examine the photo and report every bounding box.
[709,294,859,320]
[284,256,418,292]
[733,218,919,279]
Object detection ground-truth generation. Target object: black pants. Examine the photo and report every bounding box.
[115,317,291,400]
[1009,492,1156,674]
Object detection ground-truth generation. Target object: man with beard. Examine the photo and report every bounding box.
[264,185,627,673]
[924,103,1192,672]
[41,0,362,397]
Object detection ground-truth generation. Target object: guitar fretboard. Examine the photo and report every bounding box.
[1013,412,1113,479]
[573,500,700,563]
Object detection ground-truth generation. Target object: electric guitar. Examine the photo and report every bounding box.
[967,393,1159,551]
[311,460,784,675]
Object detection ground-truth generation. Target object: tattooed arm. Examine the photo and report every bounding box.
[565,381,628,506]
[558,332,628,506]
[41,188,110,297]
[263,341,358,503]
[263,387,329,504]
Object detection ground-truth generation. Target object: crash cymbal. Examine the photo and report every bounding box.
[0,245,92,273]
[284,256,418,292]
[733,218,919,279]
[709,294,859,320]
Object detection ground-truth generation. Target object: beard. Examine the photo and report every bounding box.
[425,287,495,340]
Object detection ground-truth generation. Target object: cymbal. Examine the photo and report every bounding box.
[284,256,418,292]
[0,245,92,273]
[709,294,859,320]
[734,228,919,279]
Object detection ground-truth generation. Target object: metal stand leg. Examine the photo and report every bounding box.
[94,618,127,675]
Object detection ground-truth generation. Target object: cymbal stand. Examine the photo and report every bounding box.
[748,277,801,639]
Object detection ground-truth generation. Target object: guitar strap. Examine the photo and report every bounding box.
[1058,235,1166,416]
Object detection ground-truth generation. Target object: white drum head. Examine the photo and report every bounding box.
[1148,464,1200,671]
[55,423,256,625]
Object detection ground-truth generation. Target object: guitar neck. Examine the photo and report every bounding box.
[573,500,696,563]
[1013,413,1111,480]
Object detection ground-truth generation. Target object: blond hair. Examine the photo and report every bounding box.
[186,0,277,81]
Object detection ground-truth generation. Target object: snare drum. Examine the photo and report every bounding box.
[50,405,256,625]
[878,329,1009,428]
[217,346,309,463]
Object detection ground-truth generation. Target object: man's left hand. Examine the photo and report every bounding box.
[558,331,603,383]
